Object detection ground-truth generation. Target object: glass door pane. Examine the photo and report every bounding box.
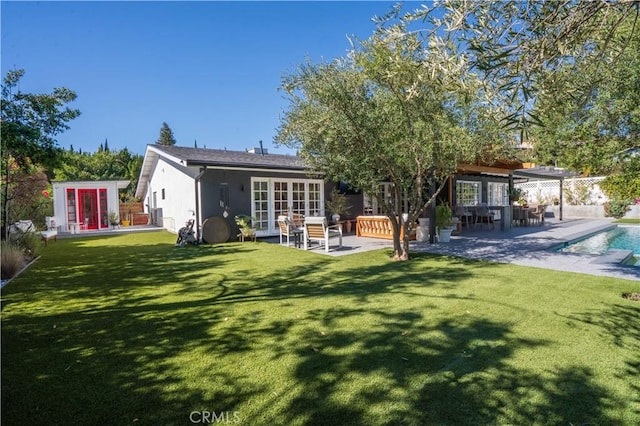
[308,182,321,216]
[291,182,306,218]
[78,189,99,230]
[252,180,269,234]
[99,189,108,228]
[273,181,289,219]
[66,189,76,225]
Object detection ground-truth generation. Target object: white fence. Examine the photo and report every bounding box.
[515,176,607,206]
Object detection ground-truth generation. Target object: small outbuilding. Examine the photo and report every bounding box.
[52,180,130,233]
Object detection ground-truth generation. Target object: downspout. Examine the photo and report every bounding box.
[559,177,564,221]
[195,166,207,242]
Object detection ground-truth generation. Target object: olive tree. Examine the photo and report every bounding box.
[404,0,639,170]
[276,26,507,260]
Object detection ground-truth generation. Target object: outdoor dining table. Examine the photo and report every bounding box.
[291,228,304,248]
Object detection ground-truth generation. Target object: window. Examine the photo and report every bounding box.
[487,182,509,206]
[99,188,108,227]
[456,180,481,206]
[363,182,409,216]
[161,188,165,200]
[219,184,229,209]
[252,181,269,231]
[66,188,76,224]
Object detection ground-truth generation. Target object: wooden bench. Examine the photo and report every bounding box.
[356,216,416,240]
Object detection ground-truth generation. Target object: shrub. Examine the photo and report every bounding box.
[603,199,631,219]
[1,241,26,280]
[601,157,640,201]
[9,229,42,258]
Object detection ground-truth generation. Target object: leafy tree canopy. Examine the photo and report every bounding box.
[276,23,510,260]
[1,69,80,172]
[54,147,143,198]
[1,69,80,238]
[404,0,638,132]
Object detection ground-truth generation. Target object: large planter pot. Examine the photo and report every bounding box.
[416,226,429,242]
[121,220,130,227]
[438,228,452,243]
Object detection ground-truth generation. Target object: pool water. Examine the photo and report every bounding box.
[560,226,640,263]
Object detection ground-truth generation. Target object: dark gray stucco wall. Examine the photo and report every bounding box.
[198,168,317,238]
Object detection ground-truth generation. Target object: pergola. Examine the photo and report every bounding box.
[511,166,580,220]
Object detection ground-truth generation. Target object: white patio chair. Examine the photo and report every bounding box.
[277,215,299,246]
[303,216,342,252]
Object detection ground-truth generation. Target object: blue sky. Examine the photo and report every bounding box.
[1,1,420,156]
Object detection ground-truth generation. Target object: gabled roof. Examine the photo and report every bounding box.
[135,144,306,198]
[150,144,306,169]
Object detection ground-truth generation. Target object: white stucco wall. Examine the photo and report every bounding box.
[145,157,198,233]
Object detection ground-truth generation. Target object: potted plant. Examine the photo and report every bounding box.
[108,210,120,228]
[120,195,139,227]
[234,214,256,242]
[509,187,524,204]
[325,188,352,224]
[436,204,454,243]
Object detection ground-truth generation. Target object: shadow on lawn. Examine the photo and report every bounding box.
[567,302,640,420]
[273,312,615,425]
[0,236,629,424]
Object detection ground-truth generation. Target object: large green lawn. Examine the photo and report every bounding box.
[2,231,639,425]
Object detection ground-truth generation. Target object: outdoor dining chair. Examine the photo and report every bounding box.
[474,203,495,230]
[277,215,301,247]
[303,216,342,252]
[528,204,547,225]
[455,205,473,228]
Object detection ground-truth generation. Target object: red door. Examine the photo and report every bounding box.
[78,189,99,230]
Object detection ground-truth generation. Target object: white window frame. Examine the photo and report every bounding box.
[487,182,509,206]
[456,180,481,206]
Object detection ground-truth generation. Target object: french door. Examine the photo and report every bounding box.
[67,188,108,231]
[251,178,324,236]
[78,189,99,230]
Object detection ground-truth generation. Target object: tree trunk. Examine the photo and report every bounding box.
[1,155,11,240]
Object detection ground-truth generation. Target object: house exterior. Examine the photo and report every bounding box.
[135,145,331,239]
[136,144,556,241]
[52,180,129,233]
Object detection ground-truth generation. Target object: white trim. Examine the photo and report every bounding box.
[188,165,306,174]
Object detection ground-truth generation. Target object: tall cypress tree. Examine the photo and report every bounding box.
[156,122,176,146]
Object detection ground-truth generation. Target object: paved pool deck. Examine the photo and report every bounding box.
[409,218,640,282]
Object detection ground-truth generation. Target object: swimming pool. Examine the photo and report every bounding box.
[559,225,640,264]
